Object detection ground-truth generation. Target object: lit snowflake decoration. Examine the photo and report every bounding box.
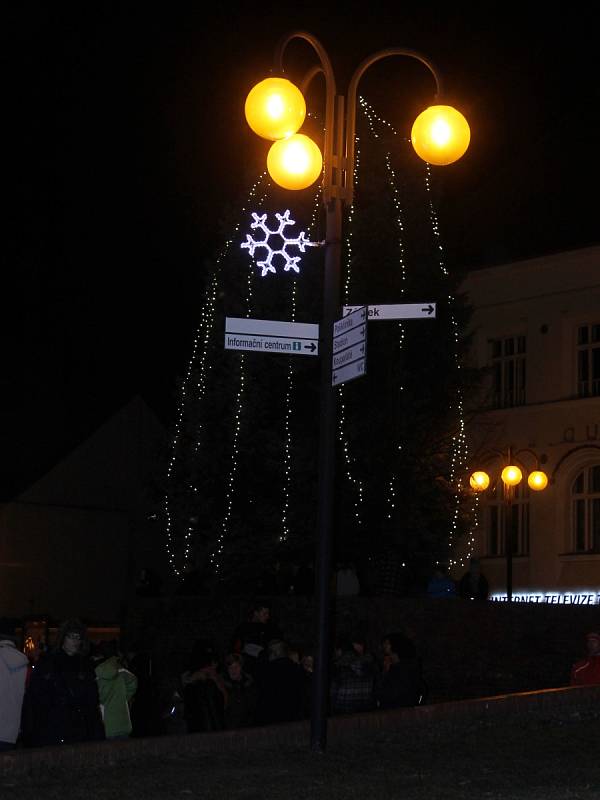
[241,210,317,277]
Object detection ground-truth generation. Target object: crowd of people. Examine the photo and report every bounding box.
[0,605,428,750]
[1,600,599,752]
[179,603,427,733]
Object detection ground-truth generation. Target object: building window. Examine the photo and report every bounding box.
[571,465,600,552]
[577,324,600,397]
[487,480,530,556]
[490,336,526,408]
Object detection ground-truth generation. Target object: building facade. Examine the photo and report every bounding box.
[458,246,600,604]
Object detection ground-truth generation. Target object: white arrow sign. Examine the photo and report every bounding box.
[343,303,436,320]
[225,317,319,356]
[332,342,366,369]
[334,305,367,336]
[332,358,366,387]
[332,324,367,353]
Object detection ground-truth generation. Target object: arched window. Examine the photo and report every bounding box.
[571,465,600,552]
[487,479,530,556]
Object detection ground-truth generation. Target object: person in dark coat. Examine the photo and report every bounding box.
[376,632,424,709]
[458,557,489,600]
[181,641,227,733]
[231,602,283,677]
[255,640,304,725]
[22,618,104,747]
[222,654,256,729]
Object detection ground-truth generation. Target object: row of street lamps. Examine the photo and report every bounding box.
[469,448,549,603]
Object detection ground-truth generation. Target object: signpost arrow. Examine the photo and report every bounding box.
[343,303,437,320]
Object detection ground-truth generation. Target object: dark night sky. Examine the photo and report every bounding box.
[5,4,599,495]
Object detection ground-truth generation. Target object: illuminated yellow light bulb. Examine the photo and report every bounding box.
[245,77,306,141]
[267,134,323,190]
[501,465,522,487]
[470,471,490,492]
[411,105,470,165]
[527,470,548,491]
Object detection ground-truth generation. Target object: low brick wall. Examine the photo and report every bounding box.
[2,685,599,778]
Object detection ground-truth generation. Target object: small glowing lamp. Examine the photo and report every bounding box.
[411,105,470,165]
[267,133,323,190]
[527,470,548,491]
[501,465,523,487]
[470,471,490,492]
[245,77,306,141]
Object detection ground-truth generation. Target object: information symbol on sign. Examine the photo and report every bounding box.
[293,341,301,351]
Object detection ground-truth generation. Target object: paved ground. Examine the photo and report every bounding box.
[8,710,600,800]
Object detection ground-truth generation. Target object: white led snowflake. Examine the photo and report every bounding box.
[241,210,316,277]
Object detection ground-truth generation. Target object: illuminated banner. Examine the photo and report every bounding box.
[490,590,600,605]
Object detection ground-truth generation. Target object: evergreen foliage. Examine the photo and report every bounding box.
[163,107,480,593]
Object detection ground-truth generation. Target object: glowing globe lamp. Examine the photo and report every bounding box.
[470,471,490,492]
[528,470,549,491]
[267,134,323,190]
[501,465,523,487]
[411,105,470,165]
[245,77,306,141]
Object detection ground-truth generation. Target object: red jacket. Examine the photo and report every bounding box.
[570,655,600,686]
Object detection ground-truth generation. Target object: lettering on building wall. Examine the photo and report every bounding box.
[491,591,600,605]
[553,423,600,445]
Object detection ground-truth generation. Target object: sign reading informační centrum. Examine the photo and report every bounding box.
[225,317,319,356]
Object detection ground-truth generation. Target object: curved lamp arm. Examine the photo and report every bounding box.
[345,48,442,200]
[274,31,337,198]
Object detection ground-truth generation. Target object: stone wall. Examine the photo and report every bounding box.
[124,595,600,703]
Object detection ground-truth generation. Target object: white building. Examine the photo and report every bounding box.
[458,245,600,604]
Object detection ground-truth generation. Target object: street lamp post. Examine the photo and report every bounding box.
[470,448,549,602]
[245,31,470,752]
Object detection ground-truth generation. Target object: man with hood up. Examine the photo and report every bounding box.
[22,618,104,746]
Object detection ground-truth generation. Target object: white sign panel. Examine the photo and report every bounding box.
[225,317,319,356]
[333,305,367,337]
[333,324,367,353]
[343,303,436,320]
[332,342,366,370]
[332,358,366,387]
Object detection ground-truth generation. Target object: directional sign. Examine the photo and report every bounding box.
[333,324,367,355]
[334,305,367,336]
[225,317,319,356]
[332,358,366,387]
[343,303,436,320]
[332,306,367,386]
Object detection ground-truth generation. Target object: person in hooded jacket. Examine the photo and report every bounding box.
[94,640,138,739]
[22,618,104,747]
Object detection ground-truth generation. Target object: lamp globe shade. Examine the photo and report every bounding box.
[267,134,323,190]
[528,470,548,491]
[501,465,523,487]
[245,77,306,141]
[470,471,490,492]
[411,105,470,165]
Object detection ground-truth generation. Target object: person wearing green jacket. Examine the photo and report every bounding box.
[94,641,138,740]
